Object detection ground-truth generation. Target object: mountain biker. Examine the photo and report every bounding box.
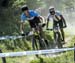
[20,5,43,35]
[20,5,47,50]
[46,6,67,43]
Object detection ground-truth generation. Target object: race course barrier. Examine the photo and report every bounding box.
[0,36,75,63]
[0,36,23,40]
[0,48,74,57]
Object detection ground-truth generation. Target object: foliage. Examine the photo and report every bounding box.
[0,7,20,35]
[63,0,75,8]
[0,0,75,63]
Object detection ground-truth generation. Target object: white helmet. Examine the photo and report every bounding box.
[49,6,54,10]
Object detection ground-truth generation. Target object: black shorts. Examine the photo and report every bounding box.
[29,17,41,28]
[53,20,63,29]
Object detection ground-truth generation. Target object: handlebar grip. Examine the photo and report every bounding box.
[46,28,53,31]
[42,23,46,27]
[21,34,25,36]
[63,26,67,28]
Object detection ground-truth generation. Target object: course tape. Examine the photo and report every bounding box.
[0,36,23,40]
[0,48,74,57]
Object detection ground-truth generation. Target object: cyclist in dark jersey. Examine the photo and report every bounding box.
[47,6,67,43]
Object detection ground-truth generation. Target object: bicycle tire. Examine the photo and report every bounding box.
[38,37,47,50]
[32,36,39,50]
[55,32,63,48]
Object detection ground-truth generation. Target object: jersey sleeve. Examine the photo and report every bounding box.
[47,14,51,21]
[56,11,62,16]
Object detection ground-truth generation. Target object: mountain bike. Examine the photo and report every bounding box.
[47,24,63,48]
[22,23,50,50]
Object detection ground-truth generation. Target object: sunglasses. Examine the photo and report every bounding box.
[50,11,55,14]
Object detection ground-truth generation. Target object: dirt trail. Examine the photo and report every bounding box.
[63,36,73,47]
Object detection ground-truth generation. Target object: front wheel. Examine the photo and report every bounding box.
[38,37,47,50]
[55,32,63,48]
[32,36,38,50]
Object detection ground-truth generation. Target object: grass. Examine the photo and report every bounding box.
[30,35,75,63]
[0,25,75,63]
[30,51,74,63]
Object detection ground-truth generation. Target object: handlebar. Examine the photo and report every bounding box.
[46,28,53,31]
[41,23,46,27]
[21,23,46,36]
[21,31,30,36]
[63,26,67,28]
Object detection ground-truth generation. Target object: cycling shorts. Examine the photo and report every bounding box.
[29,17,41,28]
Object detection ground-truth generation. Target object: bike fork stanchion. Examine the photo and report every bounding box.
[0,49,6,63]
[74,43,75,63]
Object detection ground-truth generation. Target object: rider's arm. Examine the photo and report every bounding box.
[20,14,26,34]
[20,21,25,34]
[60,15,67,27]
[46,17,49,29]
[38,16,45,23]
[57,11,67,27]
[46,14,50,29]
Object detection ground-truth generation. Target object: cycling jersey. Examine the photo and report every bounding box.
[21,10,41,28]
[21,10,40,22]
[47,11,62,22]
[47,11,64,28]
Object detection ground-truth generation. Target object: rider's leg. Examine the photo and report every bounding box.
[60,28,65,42]
[53,31,58,48]
[31,28,36,50]
[53,31,57,41]
[59,20,65,43]
[53,21,57,41]
[32,36,35,50]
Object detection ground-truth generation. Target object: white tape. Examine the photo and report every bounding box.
[0,48,74,57]
[0,36,23,40]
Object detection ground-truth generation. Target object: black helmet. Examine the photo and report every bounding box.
[21,5,28,12]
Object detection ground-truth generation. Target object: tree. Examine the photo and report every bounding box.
[63,0,75,12]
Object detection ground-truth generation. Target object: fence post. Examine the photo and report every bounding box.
[74,43,75,63]
[0,49,6,63]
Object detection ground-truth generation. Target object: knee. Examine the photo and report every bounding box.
[60,29,64,32]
